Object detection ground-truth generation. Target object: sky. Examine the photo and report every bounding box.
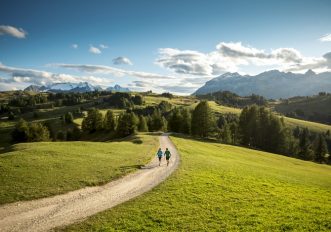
[0,0,331,94]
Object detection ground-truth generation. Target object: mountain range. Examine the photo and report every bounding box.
[24,82,130,93]
[194,70,331,99]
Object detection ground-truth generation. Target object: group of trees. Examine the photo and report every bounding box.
[183,102,329,163]
[197,91,267,108]
[81,108,167,138]
[12,119,50,142]
[104,93,143,108]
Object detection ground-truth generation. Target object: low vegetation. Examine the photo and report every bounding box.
[61,136,331,231]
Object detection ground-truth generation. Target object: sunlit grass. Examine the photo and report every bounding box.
[61,136,331,231]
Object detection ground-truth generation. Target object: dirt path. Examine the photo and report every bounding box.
[0,134,180,232]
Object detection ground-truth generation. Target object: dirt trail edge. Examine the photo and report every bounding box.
[0,134,180,232]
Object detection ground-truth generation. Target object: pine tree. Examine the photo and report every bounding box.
[180,108,191,134]
[191,101,215,138]
[314,134,328,163]
[298,128,314,160]
[116,112,139,137]
[138,115,148,132]
[64,112,74,124]
[104,110,116,132]
[220,122,232,144]
[239,105,259,147]
[168,108,182,132]
[82,108,103,133]
[150,109,166,131]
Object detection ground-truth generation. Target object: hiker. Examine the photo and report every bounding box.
[164,148,171,166]
[156,148,163,166]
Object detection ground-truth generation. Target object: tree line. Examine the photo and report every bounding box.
[197,91,267,108]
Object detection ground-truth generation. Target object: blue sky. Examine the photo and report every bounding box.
[0,0,331,94]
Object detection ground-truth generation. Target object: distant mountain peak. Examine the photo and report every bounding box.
[106,84,130,92]
[305,69,316,76]
[24,82,101,93]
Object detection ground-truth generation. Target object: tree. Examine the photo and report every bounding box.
[298,128,314,160]
[8,111,15,120]
[191,101,215,138]
[168,108,183,132]
[239,105,259,147]
[82,108,103,133]
[103,110,116,132]
[180,108,191,134]
[138,115,148,132]
[64,112,74,124]
[132,95,144,105]
[28,122,50,142]
[219,122,232,144]
[12,119,29,142]
[314,134,328,163]
[150,109,167,131]
[116,112,139,137]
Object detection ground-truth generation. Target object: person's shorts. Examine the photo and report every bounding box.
[166,156,170,160]
[158,156,162,161]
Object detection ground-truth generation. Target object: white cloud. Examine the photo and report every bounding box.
[89,45,101,54]
[0,25,27,38]
[156,42,331,75]
[319,34,331,42]
[72,44,78,49]
[113,56,133,65]
[100,44,108,49]
[0,64,113,87]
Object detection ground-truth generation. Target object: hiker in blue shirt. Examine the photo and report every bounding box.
[156,148,163,166]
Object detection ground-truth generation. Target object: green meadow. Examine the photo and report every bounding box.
[0,134,158,204]
[61,136,331,231]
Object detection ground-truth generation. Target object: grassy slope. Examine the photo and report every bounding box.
[62,136,331,232]
[274,95,331,117]
[0,134,159,205]
[209,101,331,133]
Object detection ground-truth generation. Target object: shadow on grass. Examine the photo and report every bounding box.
[0,145,15,155]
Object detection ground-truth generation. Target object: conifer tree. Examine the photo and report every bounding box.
[82,108,103,133]
[116,112,139,137]
[191,101,215,138]
[138,115,149,132]
[104,110,116,132]
[314,134,328,163]
[298,128,314,160]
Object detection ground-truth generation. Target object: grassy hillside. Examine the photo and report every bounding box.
[61,136,331,231]
[0,134,158,204]
[274,94,331,124]
[209,101,331,133]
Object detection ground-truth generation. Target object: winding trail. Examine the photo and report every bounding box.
[0,134,180,232]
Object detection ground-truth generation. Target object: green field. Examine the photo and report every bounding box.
[0,134,158,205]
[62,136,331,231]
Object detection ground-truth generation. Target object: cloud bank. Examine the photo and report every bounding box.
[0,25,27,38]
[0,64,113,90]
[156,42,331,76]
